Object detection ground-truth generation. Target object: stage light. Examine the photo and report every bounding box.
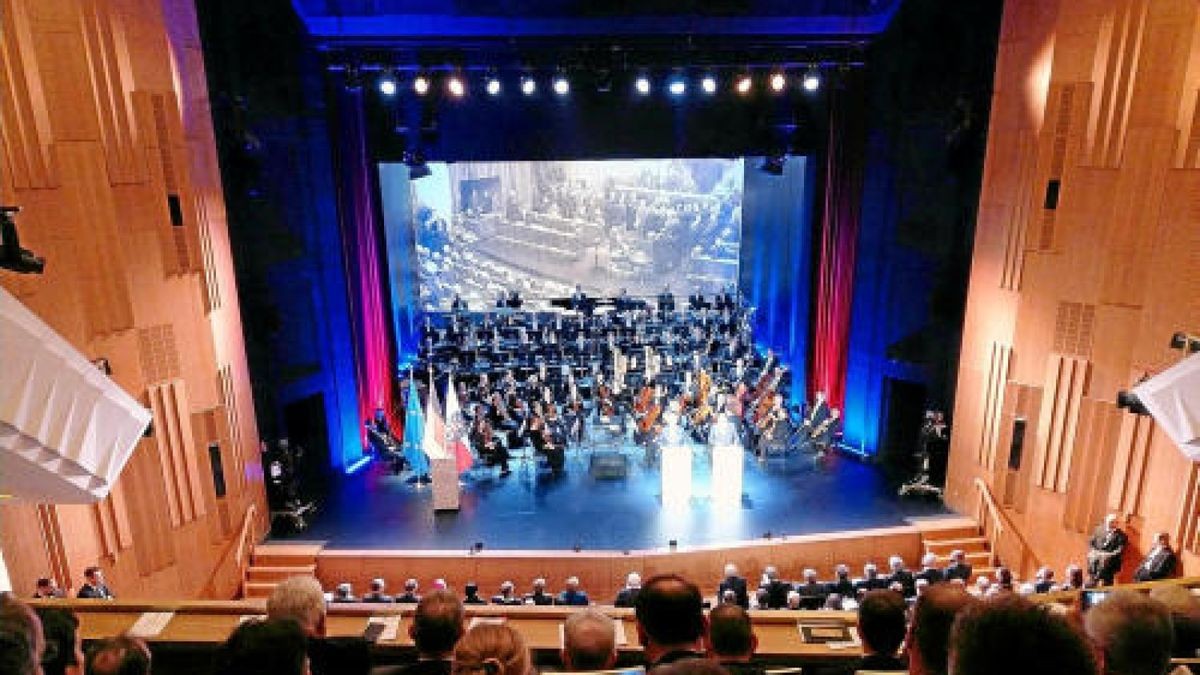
[701,75,717,94]
[802,68,821,92]
[667,75,686,96]
[770,72,787,92]
[413,75,430,96]
[735,74,753,95]
[377,74,397,96]
[447,75,465,98]
[553,75,570,96]
[635,76,651,95]
[486,77,501,96]
[521,77,537,96]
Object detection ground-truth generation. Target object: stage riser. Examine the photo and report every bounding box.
[313,524,926,602]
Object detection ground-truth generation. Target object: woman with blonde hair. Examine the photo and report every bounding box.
[452,623,531,675]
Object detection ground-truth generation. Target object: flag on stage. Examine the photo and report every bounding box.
[444,375,474,473]
[401,377,429,478]
[422,371,447,460]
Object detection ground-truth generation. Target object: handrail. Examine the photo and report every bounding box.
[973,477,1040,572]
[197,503,259,599]
[234,503,258,569]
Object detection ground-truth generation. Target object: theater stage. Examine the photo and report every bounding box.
[271,443,950,551]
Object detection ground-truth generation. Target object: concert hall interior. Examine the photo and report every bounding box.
[2,0,1200,672]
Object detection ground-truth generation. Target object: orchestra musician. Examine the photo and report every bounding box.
[507,289,523,309]
[528,403,565,473]
[469,415,512,477]
[799,390,830,443]
[658,285,675,316]
[688,288,707,311]
[809,408,841,457]
[451,293,468,311]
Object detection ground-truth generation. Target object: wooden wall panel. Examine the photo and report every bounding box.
[0,0,266,600]
[947,0,1200,582]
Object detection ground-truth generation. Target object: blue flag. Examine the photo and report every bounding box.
[402,376,430,477]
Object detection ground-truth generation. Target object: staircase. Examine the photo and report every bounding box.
[912,516,996,581]
[241,543,324,599]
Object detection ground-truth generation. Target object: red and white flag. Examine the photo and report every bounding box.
[422,370,446,460]
[444,374,474,473]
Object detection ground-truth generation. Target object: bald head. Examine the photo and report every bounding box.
[562,610,617,671]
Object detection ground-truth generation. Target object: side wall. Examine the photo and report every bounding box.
[0,0,267,598]
[946,0,1200,580]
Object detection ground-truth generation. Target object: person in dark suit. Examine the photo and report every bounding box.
[267,576,370,675]
[525,578,555,606]
[1033,567,1056,593]
[506,290,522,309]
[658,285,675,315]
[758,566,792,610]
[634,574,708,668]
[825,564,856,599]
[374,590,463,675]
[562,609,619,672]
[362,578,393,603]
[331,583,358,603]
[215,618,306,675]
[943,550,973,582]
[557,577,590,606]
[491,581,523,606]
[463,582,487,605]
[1087,513,1129,586]
[688,289,707,311]
[614,572,642,608]
[886,556,916,597]
[76,567,114,599]
[915,553,945,585]
[854,563,889,597]
[450,294,468,311]
[795,569,827,605]
[718,563,750,609]
[396,578,421,604]
[707,604,764,675]
[1133,531,1178,582]
[854,590,908,671]
[34,577,63,599]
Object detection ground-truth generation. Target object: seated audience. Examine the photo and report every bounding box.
[992,567,1014,594]
[363,578,393,603]
[0,595,44,675]
[1132,532,1177,582]
[943,550,972,582]
[1087,513,1128,587]
[34,607,83,675]
[758,566,791,609]
[914,578,931,600]
[1084,591,1173,675]
[1033,567,1055,593]
[34,578,63,599]
[823,593,845,610]
[1060,564,1086,591]
[855,563,887,596]
[558,577,590,606]
[492,581,522,606]
[397,579,421,604]
[635,574,708,668]
[215,619,307,675]
[267,575,370,675]
[707,604,762,675]
[796,569,827,605]
[615,572,643,608]
[1149,584,1200,659]
[76,566,115,599]
[525,578,554,606]
[972,576,991,597]
[915,553,944,585]
[375,589,464,675]
[718,564,750,609]
[86,636,151,675]
[452,624,531,675]
[561,609,618,671]
[949,594,1097,675]
[855,590,908,671]
[887,555,916,597]
[463,583,487,605]
[826,564,855,599]
[332,582,358,603]
[785,591,802,610]
[906,583,977,675]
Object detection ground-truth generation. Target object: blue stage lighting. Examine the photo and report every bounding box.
[553,75,570,96]
[413,75,430,95]
[667,76,686,96]
[521,76,537,96]
[802,68,821,92]
[486,77,501,96]
[378,74,397,96]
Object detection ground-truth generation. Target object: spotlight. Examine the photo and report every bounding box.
[802,68,821,92]
[486,77,501,96]
[521,77,536,96]
[553,75,570,96]
[759,154,786,176]
[701,75,717,94]
[667,75,686,96]
[735,74,753,95]
[446,75,465,98]
[377,74,397,96]
[635,75,651,95]
[413,75,430,95]
[769,72,787,92]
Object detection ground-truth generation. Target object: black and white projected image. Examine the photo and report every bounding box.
[410,159,743,310]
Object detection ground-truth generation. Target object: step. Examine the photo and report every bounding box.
[907,516,981,541]
[933,551,993,567]
[246,565,317,583]
[924,537,990,556]
[251,543,323,567]
[243,581,280,599]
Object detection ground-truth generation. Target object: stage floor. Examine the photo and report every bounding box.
[271,439,952,551]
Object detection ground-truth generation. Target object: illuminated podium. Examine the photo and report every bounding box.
[660,409,692,506]
[431,457,460,511]
[710,414,744,505]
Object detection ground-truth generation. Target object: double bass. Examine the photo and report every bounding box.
[634,384,662,439]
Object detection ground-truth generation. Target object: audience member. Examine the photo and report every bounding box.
[0,594,44,675]
[914,578,931,600]
[826,564,855,599]
[525,578,554,606]
[855,590,907,671]
[35,607,83,675]
[972,576,991,597]
[492,582,522,606]
[452,624,530,675]
[332,583,358,603]
[855,563,887,597]
[363,578,392,603]
[635,574,708,668]
[86,636,150,675]
[1084,591,1172,675]
[795,569,826,605]
[718,564,749,609]
[1149,584,1200,659]
[615,573,643,608]
[1033,567,1055,593]
[1061,564,1086,591]
[653,660,731,675]
[214,619,306,675]
[949,594,1098,675]
[823,593,845,611]
[784,591,802,611]
[707,604,762,675]
[1132,532,1177,582]
[463,583,487,606]
[397,579,421,604]
[915,553,944,585]
[561,609,617,671]
[1087,513,1128,587]
[34,578,63,599]
[76,566,114,599]
[888,556,916,597]
[758,567,791,610]
[993,567,1014,594]
[906,583,977,675]
[267,575,370,675]
[558,577,590,606]
[943,551,972,582]
[376,589,464,675]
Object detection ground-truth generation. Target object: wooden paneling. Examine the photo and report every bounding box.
[0,0,265,600]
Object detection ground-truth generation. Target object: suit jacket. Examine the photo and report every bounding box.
[1133,546,1177,582]
[372,659,452,675]
[915,567,945,584]
[557,590,590,606]
[826,578,855,599]
[77,584,114,599]
[760,580,792,609]
[395,592,420,604]
[853,578,889,597]
[719,576,750,609]
[310,636,371,675]
[525,591,554,606]
[1088,526,1128,580]
[614,587,641,608]
[943,562,973,582]
[362,592,394,603]
[888,570,916,596]
[1034,581,1055,593]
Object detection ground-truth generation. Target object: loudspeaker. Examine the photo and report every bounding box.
[1008,417,1027,470]
[208,443,227,498]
